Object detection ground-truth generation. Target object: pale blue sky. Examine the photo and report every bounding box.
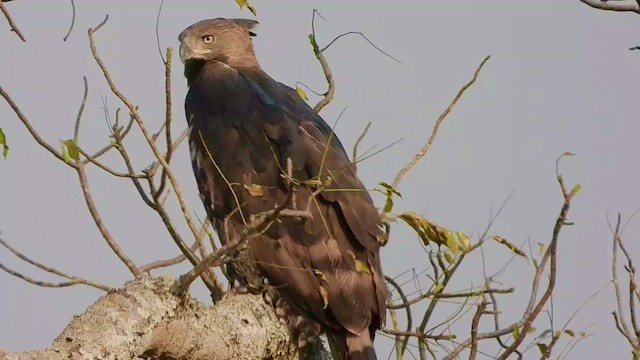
[1,1,639,359]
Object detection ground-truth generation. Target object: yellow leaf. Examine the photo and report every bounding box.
[319,286,329,309]
[345,250,371,275]
[445,230,459,255]
[244,183,264,197]
[537,242,545,255]
[433,283,444,293]
[570,184,582,196]
[355,260,371,275]
[235,0,257,16]
[456,231,471,252]
[295,86,309,101]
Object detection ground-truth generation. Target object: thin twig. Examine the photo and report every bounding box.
[77,165,142,278]
[0,0,25,41]
[73,76,88,142]
[321,31,400,64]
[0,262,112,290]
[469,298,488,360]
[79,147,146,179]
[385,275,413,358]
[391,55,490,190]
[155,0,166,64]
[88,17,205,263]
[352,121,371,166]
[140,240,199,273]
[578,0,640,14]
[0,86,74,167]
[155,47,174,198]
[0,237,111,291]
[495,154,579,359]
[62,0,76,41]
[177,204,311,292]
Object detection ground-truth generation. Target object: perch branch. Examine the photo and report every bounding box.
[0,276,330,360]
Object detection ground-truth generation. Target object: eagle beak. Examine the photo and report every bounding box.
[179,41,192,65]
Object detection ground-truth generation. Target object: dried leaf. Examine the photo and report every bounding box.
[561,151,576,157]
[235,0,257,16]
[313,269,327,283]
[536,343,548,356]
[564,329,575,337]
[492,236,527,258]
[244,183,264,197]
[319,286,329,309]
[295,86,309,101]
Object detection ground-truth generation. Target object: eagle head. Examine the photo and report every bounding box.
[178,18,259,67]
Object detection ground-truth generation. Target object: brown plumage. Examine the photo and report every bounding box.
[179,18,386,360]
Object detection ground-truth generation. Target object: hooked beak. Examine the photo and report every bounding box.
[179,40,210,64]
[179,41,191,65]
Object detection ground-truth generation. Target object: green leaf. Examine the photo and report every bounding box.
[570,184,582,196]
[444,251,454,264]
[60,139,80,162]
[433,283,444,293]
[512,326,521,340]
[0,127,8,159]
[378,182,402,213]
[564,329,575,337]
[295,86,309,101]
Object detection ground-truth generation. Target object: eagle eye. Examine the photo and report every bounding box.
[202,35,214,44]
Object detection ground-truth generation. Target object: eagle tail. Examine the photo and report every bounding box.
[327,331,377,360]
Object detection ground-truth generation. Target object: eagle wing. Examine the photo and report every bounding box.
[186,63,386,337]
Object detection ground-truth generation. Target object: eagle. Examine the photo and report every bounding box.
[179,18,387,360]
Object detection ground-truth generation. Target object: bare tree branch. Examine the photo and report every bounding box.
[77,165,142,277]
[0,87,74,166]
[0,237,111,291]
[391,55,490,190]
[0,0,25,41]
[578,0,640,14]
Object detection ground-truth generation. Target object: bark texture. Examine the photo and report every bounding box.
[0,276,331,360]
